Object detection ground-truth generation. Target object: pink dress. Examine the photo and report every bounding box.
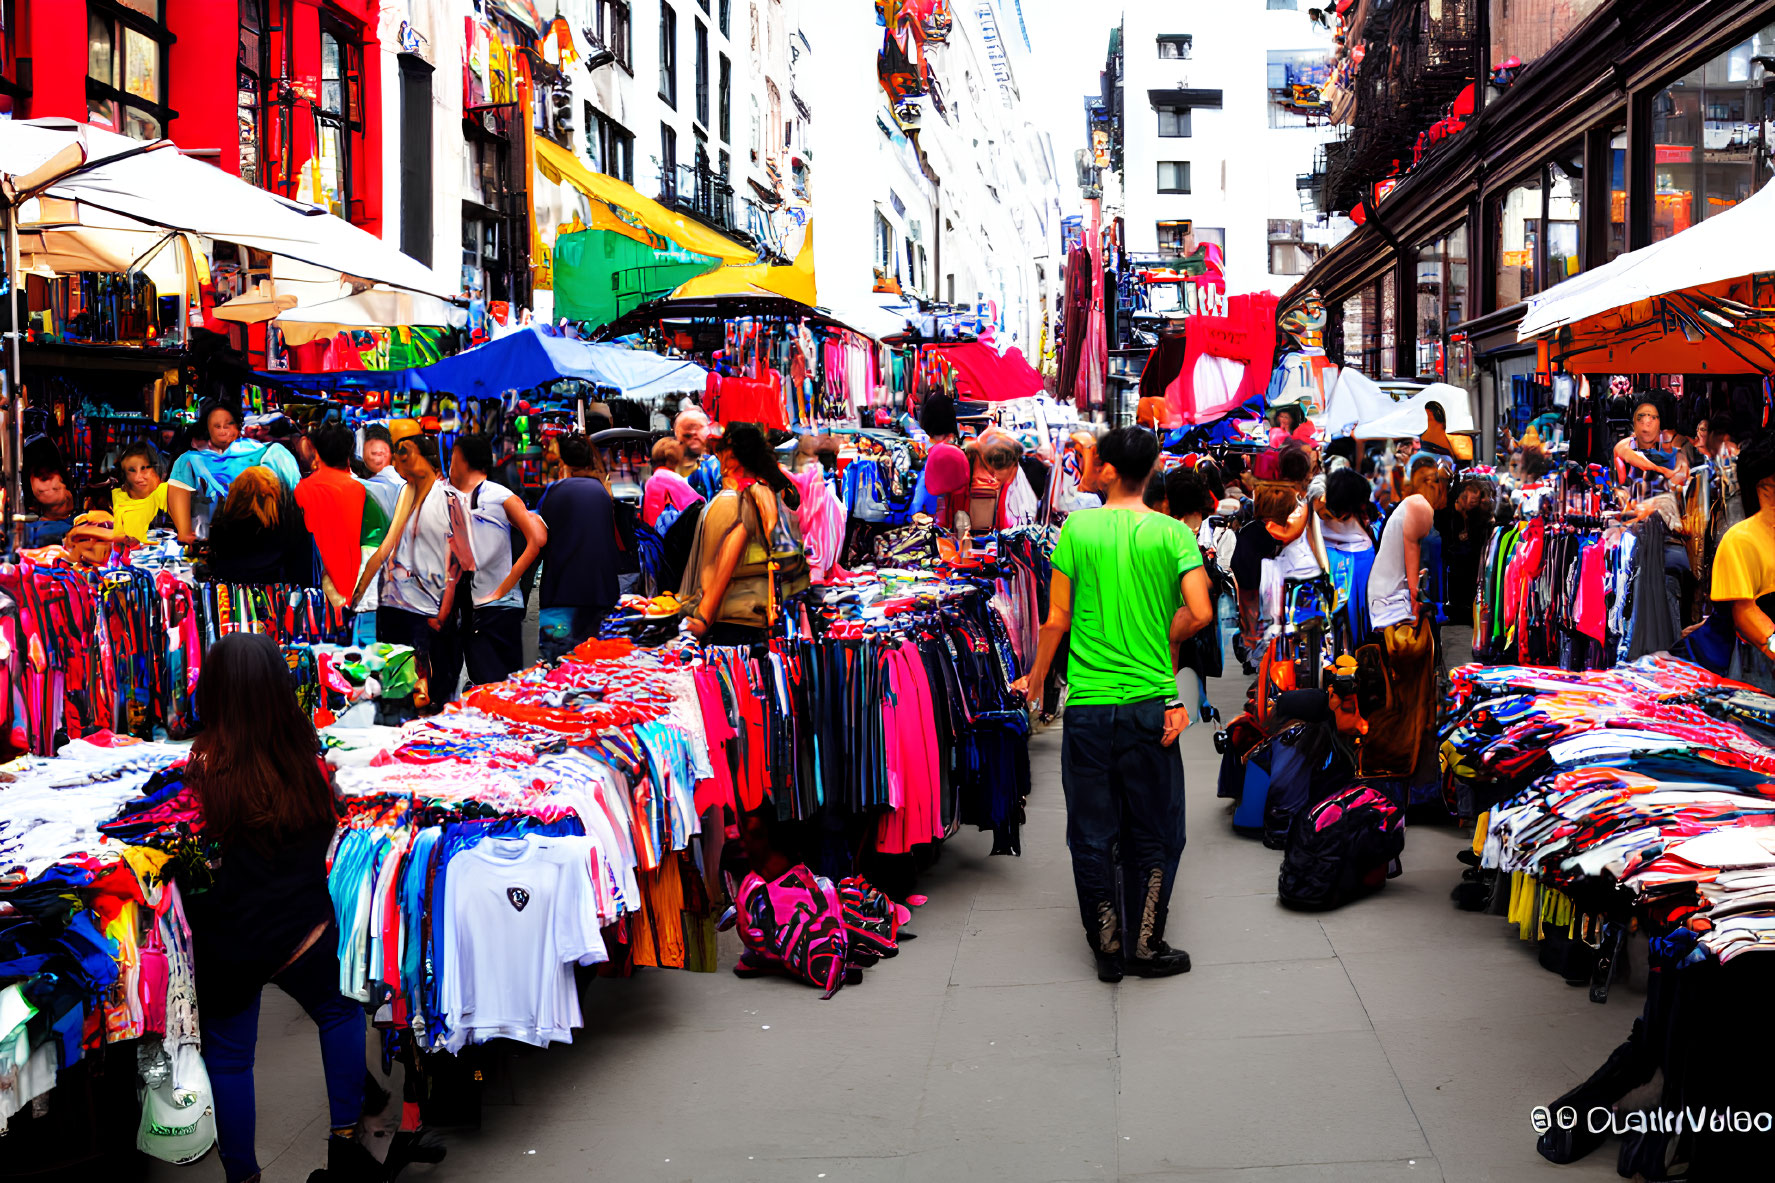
[641,468,704,528]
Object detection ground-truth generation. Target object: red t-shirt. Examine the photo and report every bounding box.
[294,466,367,596]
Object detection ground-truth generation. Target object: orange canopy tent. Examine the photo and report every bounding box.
[1518,180,1775,373]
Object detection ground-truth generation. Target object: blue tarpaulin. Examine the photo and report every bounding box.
[255,326,707,400]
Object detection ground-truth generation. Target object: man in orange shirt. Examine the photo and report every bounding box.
[297,426,389,607]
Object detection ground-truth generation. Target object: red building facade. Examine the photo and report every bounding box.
[4,0,384,235]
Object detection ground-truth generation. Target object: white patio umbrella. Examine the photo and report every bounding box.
[0,118,453,296]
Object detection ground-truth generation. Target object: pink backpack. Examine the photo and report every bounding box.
[838,876,913,966]
[726,865,851,998]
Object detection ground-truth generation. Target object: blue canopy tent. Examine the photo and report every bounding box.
[255,326,707,399]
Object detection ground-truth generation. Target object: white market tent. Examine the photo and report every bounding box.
[1319,370,1477,439]
[1518,178,1775,340]
[274,289,468,346]
[1,117,454,298]
[1352,383,1478,439]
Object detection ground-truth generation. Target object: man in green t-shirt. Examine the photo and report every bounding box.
[1016,428,1212,983]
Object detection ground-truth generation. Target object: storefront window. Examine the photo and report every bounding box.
[1416,224,1475,387]
[1492,147,1588,309]
[1447,223,1469,334]
[1379,273,1397,378]
[1414,236,1444,379]
[1649,21,1775,241]
[239,0,265,185]
[1607,123,1627,261]
[316,30,352,217]
[1339,287,1376,376]
[1547,157,1581,284]
[1493,175,1541,308]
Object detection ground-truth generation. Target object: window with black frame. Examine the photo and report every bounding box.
[1648,21,1775,242]
[0,1,20,114]
[594,1,632,70]
[659,3,678,107]
[315,22,362,219]
[1157,34,1191,59]
[237,0,267,184]
[585,103,636,184]
[1490,148,1583,310]
[1413,223,1469,382]
[695,20,709,127]
[87,0,174,140]
[719,53,731,141]
[1157,161,1190,193]
[660,124,678,199]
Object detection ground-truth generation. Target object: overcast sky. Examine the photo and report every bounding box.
[1020,0,1123,214]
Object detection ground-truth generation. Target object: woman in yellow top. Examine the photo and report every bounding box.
[1709,435,1775,690]
[110,442,170,543]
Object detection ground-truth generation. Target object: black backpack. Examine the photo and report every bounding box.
[1277,783,1405,911]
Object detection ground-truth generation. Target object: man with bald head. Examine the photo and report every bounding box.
[675,405,723,499]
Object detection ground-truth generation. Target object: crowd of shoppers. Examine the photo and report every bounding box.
[16,397,818,714]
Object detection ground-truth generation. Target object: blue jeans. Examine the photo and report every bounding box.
[199,934,365,1183]
[538,605,612,661]
[1060,699,1187,955]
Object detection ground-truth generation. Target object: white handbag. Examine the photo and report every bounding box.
[136,1039,217,1164]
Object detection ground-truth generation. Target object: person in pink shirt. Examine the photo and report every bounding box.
[641,437,704,529]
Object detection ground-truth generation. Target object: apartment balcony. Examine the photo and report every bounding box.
[662,161,739,236]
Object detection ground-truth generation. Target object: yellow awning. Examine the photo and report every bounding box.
[672,221,817,306]
[533,136,758,265]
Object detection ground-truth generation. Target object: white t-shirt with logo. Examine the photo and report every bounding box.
[437,834,606,1053]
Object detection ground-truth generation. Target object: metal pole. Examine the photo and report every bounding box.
[4,201,20,556]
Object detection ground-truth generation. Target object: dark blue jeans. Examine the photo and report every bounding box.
[1060,699,1187,954]
[378,605,463,710]
[538,604,612,661]
[462,604,525,685]
[199,934,365,1183]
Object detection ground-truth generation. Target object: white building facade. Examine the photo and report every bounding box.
[804,0,1061,360]
[1114,3,1350,296]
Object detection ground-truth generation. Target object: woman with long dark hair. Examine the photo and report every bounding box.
[182,633,381,1183]
[681,422,800,645]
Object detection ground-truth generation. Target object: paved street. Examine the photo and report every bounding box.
[168,669,1640,1183]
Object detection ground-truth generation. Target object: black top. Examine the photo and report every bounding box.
[537,476,619,609]
[1231,518,1280,590]
[185,822,335,983]
[205,506,317,585]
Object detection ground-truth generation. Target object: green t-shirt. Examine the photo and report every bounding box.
[1050,507,1203,705]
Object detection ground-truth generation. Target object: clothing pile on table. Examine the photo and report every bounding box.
[0,737,198,1125]
[0,610,1026,1150]
[1444,656,1775,968]
[1443,656,1775,1177]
